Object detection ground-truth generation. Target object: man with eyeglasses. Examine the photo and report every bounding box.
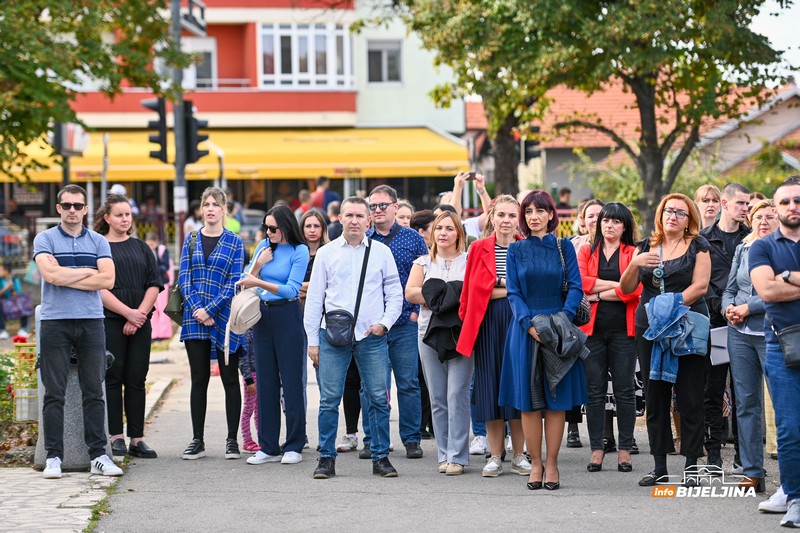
[699,182,751,475]
[749,176,800,527]
[359,185,429,461]
[33,184,122,479]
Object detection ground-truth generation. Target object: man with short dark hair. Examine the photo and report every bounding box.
[305,196,403,479]
[33,184,122,479]
[327,201,342,240]
[555,187,572,210]
[749,177,800,527]
[362,185,429,460]
[701,182,751,473]
[312,176,341,210]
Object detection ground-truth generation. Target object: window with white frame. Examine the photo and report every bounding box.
[183,37,218,89]
[260,23,353,88]
[367,41,401,84]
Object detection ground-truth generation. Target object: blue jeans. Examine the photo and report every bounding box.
[318,330,390,461]
[362,321,421,446]
[765,340,800,502]
[727,328,766,479]
[470,376,486,437]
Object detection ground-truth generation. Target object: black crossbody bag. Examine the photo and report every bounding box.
[325,243,372,346]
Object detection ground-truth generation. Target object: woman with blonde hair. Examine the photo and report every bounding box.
[694,185,721,229]
[406,211,471,475]
[620,193,711,487]
[721,198,779,493]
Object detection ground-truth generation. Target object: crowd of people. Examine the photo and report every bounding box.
[31,175,800,528]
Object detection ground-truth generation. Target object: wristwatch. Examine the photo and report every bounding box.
[595,292,602,303]
[781,270,792,283]
[379,323,388,334]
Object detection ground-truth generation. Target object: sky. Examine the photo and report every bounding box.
[751,0,799,76]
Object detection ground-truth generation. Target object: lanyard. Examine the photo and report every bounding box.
[654,245,666,294]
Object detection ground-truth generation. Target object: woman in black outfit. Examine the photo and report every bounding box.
[95,195,163,459]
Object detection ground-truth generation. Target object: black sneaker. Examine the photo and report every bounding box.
[313,457,336,479]
[603,437,617,453]
[225,438,241,460]
[406,442,424,459]
[706,453,723,475]
[373,457,398,477]
[630,438,640,455]
[359,443,371,460]
[182,439,206,460]
[111,438,127,457]
[566,430,583,448]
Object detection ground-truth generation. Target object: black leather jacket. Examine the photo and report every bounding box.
[700,221,751,328]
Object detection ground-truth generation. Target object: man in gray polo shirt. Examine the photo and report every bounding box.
[33,184,122,479]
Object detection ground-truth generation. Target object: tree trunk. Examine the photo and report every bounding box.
[491,113,519,197]
[635,155,669,237]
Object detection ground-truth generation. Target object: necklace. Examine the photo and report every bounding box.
[653,238,685,290]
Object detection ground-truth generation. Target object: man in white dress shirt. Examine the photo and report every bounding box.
[304,196,403,479]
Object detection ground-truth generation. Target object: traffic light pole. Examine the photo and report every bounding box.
[172,0,188,246]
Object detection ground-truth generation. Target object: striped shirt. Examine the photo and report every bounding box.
[495,244,508,281]
[178,228,244,356]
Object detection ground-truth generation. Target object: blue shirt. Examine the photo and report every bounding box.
[247,240,309,301]
[367,222,429,326]
[749,228,800,343]
[32,225,112,320]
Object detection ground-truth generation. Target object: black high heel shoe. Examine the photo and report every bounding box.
[527,466,544,490]
[587,452,604,472]
[544,468,560,491]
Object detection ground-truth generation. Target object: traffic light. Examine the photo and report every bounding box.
[142,98,168,163]
[184,100,209,164]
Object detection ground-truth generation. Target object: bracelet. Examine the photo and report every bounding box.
[596,292,601,302]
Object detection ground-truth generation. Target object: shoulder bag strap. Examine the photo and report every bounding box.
[382,225,402,246]
[352,241,372,323]
[556,237,568,294]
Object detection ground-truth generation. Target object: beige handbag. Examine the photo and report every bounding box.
[224,247,266,364]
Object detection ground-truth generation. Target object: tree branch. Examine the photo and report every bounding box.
[664,125,701,192]
[554,120,641,171]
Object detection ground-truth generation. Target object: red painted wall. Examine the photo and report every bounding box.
[202,0,352,8]
[209,25,247,81]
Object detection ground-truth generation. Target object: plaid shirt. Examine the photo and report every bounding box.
[178,228,244,356]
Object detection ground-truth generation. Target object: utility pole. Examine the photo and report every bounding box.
[172,0,187,246]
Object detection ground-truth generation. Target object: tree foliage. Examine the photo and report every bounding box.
[395,0,794,224]
[0,1,190,179]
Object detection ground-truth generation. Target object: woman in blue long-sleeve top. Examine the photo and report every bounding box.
[499,190,588,491]
[237,204,310,466]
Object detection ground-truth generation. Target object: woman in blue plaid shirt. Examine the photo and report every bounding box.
[178,187,245,461]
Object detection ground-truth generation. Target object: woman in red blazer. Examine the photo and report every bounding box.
[457,195,529,478]
[577,202,642,473]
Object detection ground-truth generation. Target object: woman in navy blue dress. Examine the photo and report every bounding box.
[499,190,588,490]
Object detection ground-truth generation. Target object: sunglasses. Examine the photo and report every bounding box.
[263,224,280,233]
[368,202,392,212]
[59,202,86,211]
[778,196,800,206]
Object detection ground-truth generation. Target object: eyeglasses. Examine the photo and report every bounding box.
[663,208,688,220]
[778,196,800,206]
[59,202,86,211]
[752,214,777,223]
[368,202,392,211]
[263,225,280,233]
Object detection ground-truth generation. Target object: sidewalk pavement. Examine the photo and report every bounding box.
[0,334,788,532]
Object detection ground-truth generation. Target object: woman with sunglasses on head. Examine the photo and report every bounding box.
[620,193,711,487]
[499,190,588,491]
[238,204,309,466]
[577,203,642,473]
[721,199,779,493]
[179,187,246,461]
[95,195,163,460]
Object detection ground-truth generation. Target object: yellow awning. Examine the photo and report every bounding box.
[11,128,468,182]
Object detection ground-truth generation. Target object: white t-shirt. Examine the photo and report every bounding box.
[413,252,468,332]
[463,216,482,238]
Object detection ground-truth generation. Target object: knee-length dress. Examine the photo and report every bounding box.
[499,234,588,412]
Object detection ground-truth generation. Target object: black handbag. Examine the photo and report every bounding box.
[165,231,197,324]
[556,237,590,326]
[325,241,371,346]
[770,320,800,369]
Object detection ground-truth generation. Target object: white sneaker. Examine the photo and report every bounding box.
[505,435,513,453]
[43,457,62,479]
[17,328,28,337]
[91,455,123,477]
[246,451,281,465]
[469,435,487,455]
[729,461,744,475]
[0,331,8,340]
[389,441,394,452]
[281,451,303,464]
[482,456,503,477]
[760,486,789,514]
[511,453,532,475]
[781,499,800,528]
[336,433,358,452]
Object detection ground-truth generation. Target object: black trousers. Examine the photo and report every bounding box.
[704,359,729,455]
[636,327,707,458]
[185,340,241,441]
[104,318,153,438]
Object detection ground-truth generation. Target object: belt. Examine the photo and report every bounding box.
[261,297,299,307]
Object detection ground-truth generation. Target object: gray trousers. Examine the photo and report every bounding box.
[418,336,474,466]
[40,319,108,460]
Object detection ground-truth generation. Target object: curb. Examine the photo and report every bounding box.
[145,378,175,421]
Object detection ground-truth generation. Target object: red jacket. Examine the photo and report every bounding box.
[456,234,522,356]
[577,242,642,337]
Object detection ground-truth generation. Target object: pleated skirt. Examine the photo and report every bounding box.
[473,298,521,422]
